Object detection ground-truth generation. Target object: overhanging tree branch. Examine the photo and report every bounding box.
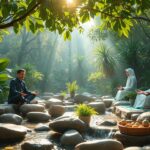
[0,2,41,29]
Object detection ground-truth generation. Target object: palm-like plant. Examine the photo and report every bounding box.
[94,43,117,77]
[66,81,79,98]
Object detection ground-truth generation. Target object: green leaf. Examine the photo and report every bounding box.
[0,74,12,82]
[1,6,10,17]
[63,30,71,40]
[0,58,9,72]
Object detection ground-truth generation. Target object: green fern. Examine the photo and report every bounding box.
[66,81,79,94]
[75,104,98,116]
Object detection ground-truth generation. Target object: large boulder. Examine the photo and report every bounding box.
[48,105,65,117]
[49,117,86,133]
[21,139,53,150]
[46,98,63,108]
[75,139,123,150]
[27,112,51,122]
[74,95,95,104]
[60,130,84,145]
[0,113,23,125]
[0,104,15,115]
[115,131,150,147]
[0,123,28,141]
[88,102,105,114]
[137,112,150,122]
[20,104,45,115]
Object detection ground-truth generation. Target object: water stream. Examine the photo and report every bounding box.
[0,111,120,150]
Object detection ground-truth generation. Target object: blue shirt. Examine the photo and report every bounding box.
[8,78,31,101]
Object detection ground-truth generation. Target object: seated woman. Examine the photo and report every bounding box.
[115,68,137,101]
[133,89,150,109]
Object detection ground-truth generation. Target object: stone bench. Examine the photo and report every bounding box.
[115,106,144,119]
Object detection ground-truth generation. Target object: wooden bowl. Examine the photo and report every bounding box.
[118,122,150,136]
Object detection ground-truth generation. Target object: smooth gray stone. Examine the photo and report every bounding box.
[75,139,123,150]
[21,139,53,150]
[0,113,23,125]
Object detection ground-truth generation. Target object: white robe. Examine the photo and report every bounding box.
[115,70,137,101]
[134,89,150,109]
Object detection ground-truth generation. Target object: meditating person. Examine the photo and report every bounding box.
[8,69,38,105]
[115,68,137,101]
[133,89,150,109]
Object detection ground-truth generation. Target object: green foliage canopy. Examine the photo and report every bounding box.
[0,0,149,40]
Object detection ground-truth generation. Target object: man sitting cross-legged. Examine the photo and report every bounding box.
[8,69,38,105]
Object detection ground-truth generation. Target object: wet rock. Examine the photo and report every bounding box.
[131,114,140,121]
[34,123,50,132]
[74,95,95,104]
[20,104,45,115]
[46,98,63,108]
[98,120,117,126]
[47,130,62,139]
[103,99,113,108]
[21,139,53,150]
[88,102,105,114]
[137,112,150,122]
[27,112,50,122]
[48,105,65,117]
[49,117,86,133]
[124,147,143,150]
[115,131,150,147]
[0,123,27,141]
[75,139,123,150]
[60,130,84,145]
[0,113,23,125]
[0,104,15,115]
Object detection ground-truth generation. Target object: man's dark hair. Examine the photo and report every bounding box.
[17,69,26,74]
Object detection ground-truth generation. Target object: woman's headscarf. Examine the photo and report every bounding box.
[125,68,135,77]
[125,68,137,90]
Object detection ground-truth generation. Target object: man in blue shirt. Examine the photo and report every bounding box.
[8,69,38,104]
